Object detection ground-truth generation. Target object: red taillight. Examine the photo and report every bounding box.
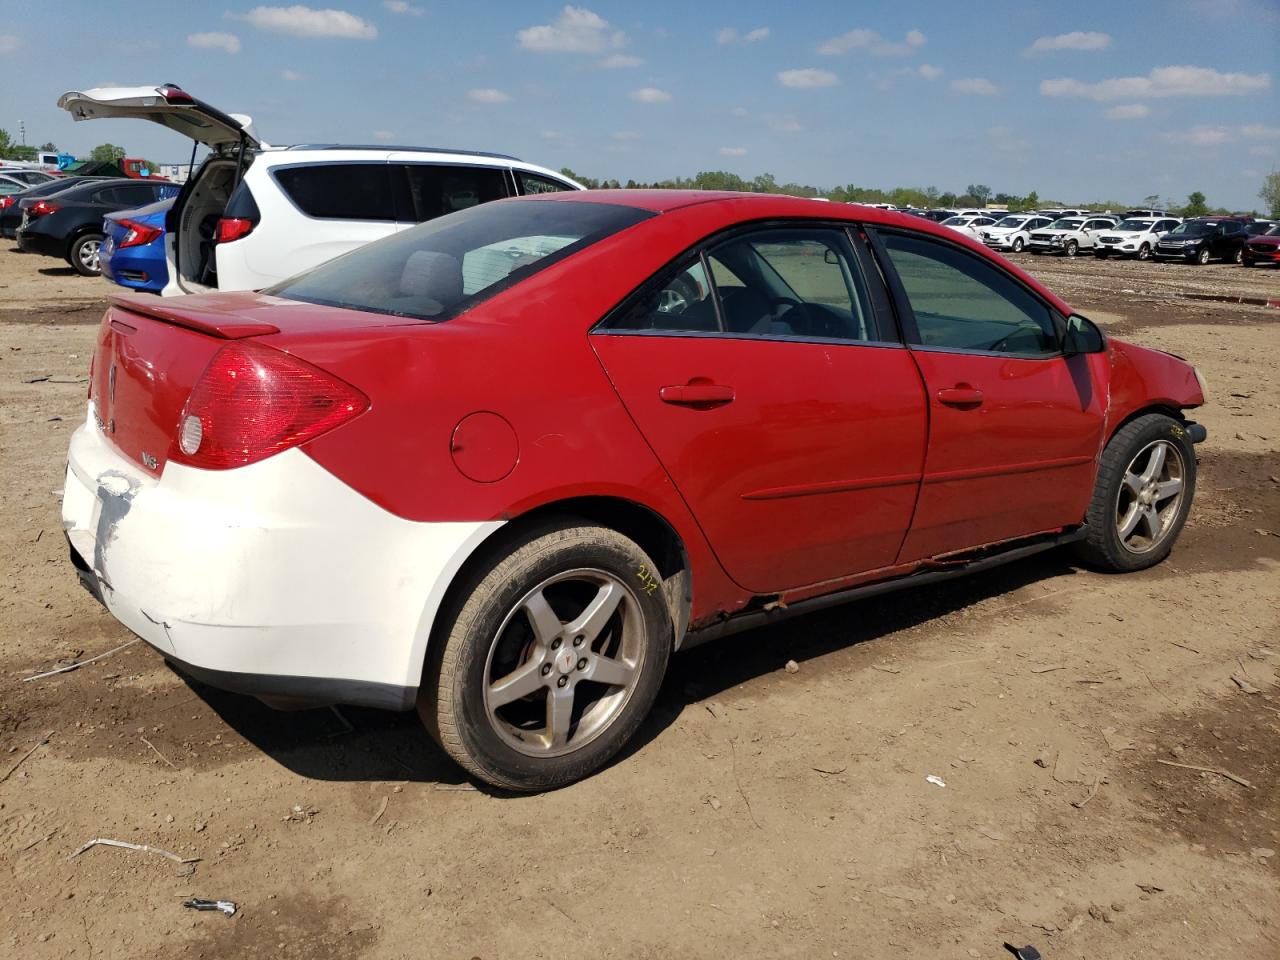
[0,196,13,210]
[31,200,60,217]
[116,219,163,248]
[215,217,255,244]
[172,341,368,470]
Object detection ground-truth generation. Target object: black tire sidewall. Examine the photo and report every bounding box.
[70,233,103,276]
[1078,415,1197,572]
[432,525,672,791]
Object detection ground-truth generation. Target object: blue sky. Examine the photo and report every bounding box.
[1,1,1277,208]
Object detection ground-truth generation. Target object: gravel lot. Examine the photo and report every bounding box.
[1,245,1277,960]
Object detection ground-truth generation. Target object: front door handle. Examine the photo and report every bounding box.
[936,385,984,407]
[659,383,735,406]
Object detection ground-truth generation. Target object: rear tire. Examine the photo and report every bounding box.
[1074,414,1196,573]
[1233,247,1244,265]
[421,521,673,792]
[69,232,103,277]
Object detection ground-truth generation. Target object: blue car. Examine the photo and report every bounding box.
[100,197,172,292]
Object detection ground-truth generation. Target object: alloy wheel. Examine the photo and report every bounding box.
[482,568,646,758]
[1114,440,1186,555]
[78,238,101,272]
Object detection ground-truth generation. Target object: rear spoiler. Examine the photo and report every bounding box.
[108,294,280,339]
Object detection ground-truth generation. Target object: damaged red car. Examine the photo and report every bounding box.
[62,191,1207,791]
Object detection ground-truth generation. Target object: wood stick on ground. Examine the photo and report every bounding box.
[1155,758,1255,790]
[69,838,201,864]
[22,638,140,682]
[728,737,762,830]
[140,737,175,768]
[0,731,53,784]
[1071,773,1101,809]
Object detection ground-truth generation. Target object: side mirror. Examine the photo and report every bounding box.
[1063,314,1105,355]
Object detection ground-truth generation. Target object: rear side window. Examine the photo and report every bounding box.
[880,232,1059,356]
[397,164,510,222]
[268,199,652,321]
[224,181,261,221]
[273,163,396,221]
[518,172,574,195]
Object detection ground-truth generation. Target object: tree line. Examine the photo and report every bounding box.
[561,167,1279,219]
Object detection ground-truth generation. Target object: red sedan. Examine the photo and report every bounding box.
[62,191,1207,790]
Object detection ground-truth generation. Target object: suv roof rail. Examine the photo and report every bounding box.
[284,144,522,161]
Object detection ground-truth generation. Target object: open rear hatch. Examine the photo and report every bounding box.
[57,85,264,152]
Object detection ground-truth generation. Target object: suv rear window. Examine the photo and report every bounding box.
[269,199,652,322]
[273,163,396,221]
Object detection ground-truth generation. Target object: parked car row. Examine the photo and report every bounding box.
[926,208,1276,266]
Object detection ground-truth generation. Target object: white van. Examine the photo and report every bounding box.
[58,84,583,296]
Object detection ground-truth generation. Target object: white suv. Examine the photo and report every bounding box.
[1027,215,1120,257]
[1093,217,1181,260]
[58,85,582,296]
[978,214,1054,253]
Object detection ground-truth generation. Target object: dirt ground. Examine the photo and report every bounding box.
[1,245,1277,960]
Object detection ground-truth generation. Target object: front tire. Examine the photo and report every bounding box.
[1075,414,1196,572]
[1065,240,1079,257]
[1233,247,1244,265]
[1137,243,1152,261]
[421,522,673,791]
[69,232,104,277]
[1195,247,1210,265]
[1012,237,1024,252]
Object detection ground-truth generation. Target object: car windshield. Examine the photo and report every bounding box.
[1169,222,1214,236]
[1115,219,1156,231]
[993,216,1026,228]
[941,216,971,226]
[268,199,653,321]
[1049,219,1084,230]
[1259,225,1280,237]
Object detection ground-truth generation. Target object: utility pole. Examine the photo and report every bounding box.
[18,121,25,145]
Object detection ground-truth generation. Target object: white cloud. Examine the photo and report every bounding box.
[1027,31,1112,54]
[730,106,749,117]
[765,113,803,133]
[0,34,18,54]
[231,6,377,39]
[1105,103,1149,119]
[951,77,998,95]
[518,6,626,53]
[382,0,422,13]
[629,87,671,103]
[717,26,769,45]
[372,130,395,141]
[539,130,562,140]
[819,28,925,56]
[778,68,838,88]
[1242,123,1280,139]
[719,146,748,156]
[468,88,510,103]
[1248,144,1277,156]
[188,31,241,54]
[611,130,641,140]
[915,64,942,80]
[1041,65,1270,100]
[281,68,302,80]
[1168,126,1232,145]
[597,53,642,68]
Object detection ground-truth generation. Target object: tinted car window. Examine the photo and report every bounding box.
[609,258,721,333]
[274,164,396,221]
[399,164,510,221]
[269,199,652,321]
[518,172,574,195]
[880,232,1058,356]
[117,183,163,205]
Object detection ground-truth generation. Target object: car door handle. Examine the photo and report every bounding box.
[936,385,984,407]
[659,383,735,406]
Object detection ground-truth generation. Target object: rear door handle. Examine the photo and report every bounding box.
[659,383,735,406]
[936,385,984,407]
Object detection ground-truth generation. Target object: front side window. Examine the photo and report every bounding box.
[880,232,1059,356]
[269,199,651,321]
[518,171,574,195]
[273,163,396,221]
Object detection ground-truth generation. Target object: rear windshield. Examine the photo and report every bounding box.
[268,198,653,321]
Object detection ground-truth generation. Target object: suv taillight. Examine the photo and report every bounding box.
[215,217,255,243]
[116,219,163,248]
[172,341,368,470]
[30,200,59,216]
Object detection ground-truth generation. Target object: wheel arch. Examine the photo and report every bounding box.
[411,495,694,689]
[65,223,105,259]
[1104,403,1190,447]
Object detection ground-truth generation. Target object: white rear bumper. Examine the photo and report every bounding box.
[61,410,500,708]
